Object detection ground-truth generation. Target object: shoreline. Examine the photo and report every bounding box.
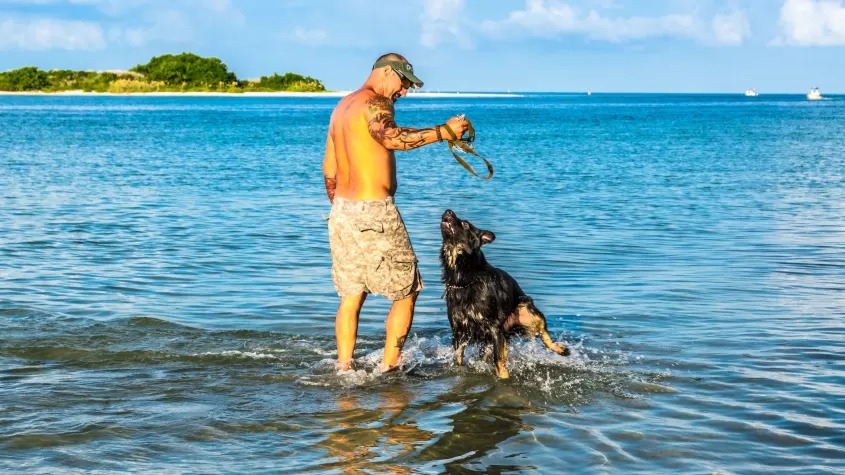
[0,90,522,98]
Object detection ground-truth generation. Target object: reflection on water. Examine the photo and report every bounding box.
[314,389,431,473]
[312,379,568,473]
[2,94,845,473]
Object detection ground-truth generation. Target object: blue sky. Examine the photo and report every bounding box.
[0,0,843,92]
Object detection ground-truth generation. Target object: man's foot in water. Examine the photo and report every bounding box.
[377,362,401,374]
[336,359,354,373]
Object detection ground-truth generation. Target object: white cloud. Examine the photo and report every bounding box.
[0,0,243,50]
[291,27,327,45]
[419,0,473,49]
[774,0,845,46]
[482,0,701,43]
[712,10,750,45]
[0,18,106,50]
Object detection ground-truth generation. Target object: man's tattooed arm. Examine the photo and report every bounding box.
[324,175,337,203]
[366,95,441,151]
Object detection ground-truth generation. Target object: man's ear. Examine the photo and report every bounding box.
[480,231,496,245]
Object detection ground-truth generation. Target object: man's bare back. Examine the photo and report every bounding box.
[327,90,398,201]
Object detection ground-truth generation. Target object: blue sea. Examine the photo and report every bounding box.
[1,93,844,474]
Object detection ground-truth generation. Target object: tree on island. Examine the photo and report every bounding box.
[130,53,237,87]
[253,72,325,92]
[0,66,49,91]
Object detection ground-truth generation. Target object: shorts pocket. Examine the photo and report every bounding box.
[389,249,416,272]
[356,221,384,233]
[373,249,418,298]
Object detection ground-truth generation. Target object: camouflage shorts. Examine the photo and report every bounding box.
[328,197,424,301]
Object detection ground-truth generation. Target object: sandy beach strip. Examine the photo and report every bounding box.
[0,90,522,98]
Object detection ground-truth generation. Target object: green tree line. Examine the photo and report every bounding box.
[0,53,326,93]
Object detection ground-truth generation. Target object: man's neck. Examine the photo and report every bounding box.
[362,74,390,97]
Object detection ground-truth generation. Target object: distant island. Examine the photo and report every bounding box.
[0,53,326,94]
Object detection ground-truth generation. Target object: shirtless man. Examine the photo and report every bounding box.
[322,53,468,372]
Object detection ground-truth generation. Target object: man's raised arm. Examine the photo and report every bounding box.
[367,95,465,151]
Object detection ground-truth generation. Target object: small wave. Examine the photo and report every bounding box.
[213,329,291,339]
[0,306,83,324]
[190,350,284,361]
[125,316,198,330]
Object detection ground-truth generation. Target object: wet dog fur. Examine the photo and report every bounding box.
[440,209,569,379]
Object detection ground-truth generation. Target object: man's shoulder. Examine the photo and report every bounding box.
[365,94,393,114]
[346,89,391,112]
[339,90,393,118]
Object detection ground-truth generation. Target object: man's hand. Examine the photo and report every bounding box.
[443,115,469,140]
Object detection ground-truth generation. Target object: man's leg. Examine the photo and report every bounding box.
[381,291,418,371]
[336,292,367,371]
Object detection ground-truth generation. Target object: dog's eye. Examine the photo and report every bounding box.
[461,221,470,229]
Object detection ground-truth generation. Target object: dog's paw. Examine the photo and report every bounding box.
[552,344,571,356]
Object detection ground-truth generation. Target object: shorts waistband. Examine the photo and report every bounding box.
[333,196,395,209]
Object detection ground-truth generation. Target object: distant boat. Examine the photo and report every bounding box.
[807,87,823,100]
[587,90,592,96]
[745,88,759,97]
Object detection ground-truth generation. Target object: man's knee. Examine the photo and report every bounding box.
[339,293,367,312]
[392,291,419,307]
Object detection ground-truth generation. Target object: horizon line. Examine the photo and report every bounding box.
[0,90,840,97]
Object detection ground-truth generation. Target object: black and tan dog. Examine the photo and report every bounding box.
[440,209,569,379]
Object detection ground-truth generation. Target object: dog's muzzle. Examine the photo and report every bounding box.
[441,210,458,235]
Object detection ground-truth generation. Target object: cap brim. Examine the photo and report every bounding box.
[404,71,423,89]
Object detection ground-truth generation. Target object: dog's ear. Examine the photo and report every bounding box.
[480,231,496,245]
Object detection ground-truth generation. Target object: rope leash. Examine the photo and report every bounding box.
[441,120,494,180]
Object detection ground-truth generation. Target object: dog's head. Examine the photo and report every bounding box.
[440,209,495,269]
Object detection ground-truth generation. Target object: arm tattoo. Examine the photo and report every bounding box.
[366,95,437,151]
[324,175,336,203]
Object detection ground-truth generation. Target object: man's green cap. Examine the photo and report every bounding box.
[372,60,424,89]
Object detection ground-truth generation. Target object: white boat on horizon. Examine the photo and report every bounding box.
[745,88,759,97]
[807,87,823,100]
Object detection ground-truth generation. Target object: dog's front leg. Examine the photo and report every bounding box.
[481,345,493,364]
[454,341,467,366]
[495,340,509,379]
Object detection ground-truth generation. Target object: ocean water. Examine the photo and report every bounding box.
[1,93,844,474]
